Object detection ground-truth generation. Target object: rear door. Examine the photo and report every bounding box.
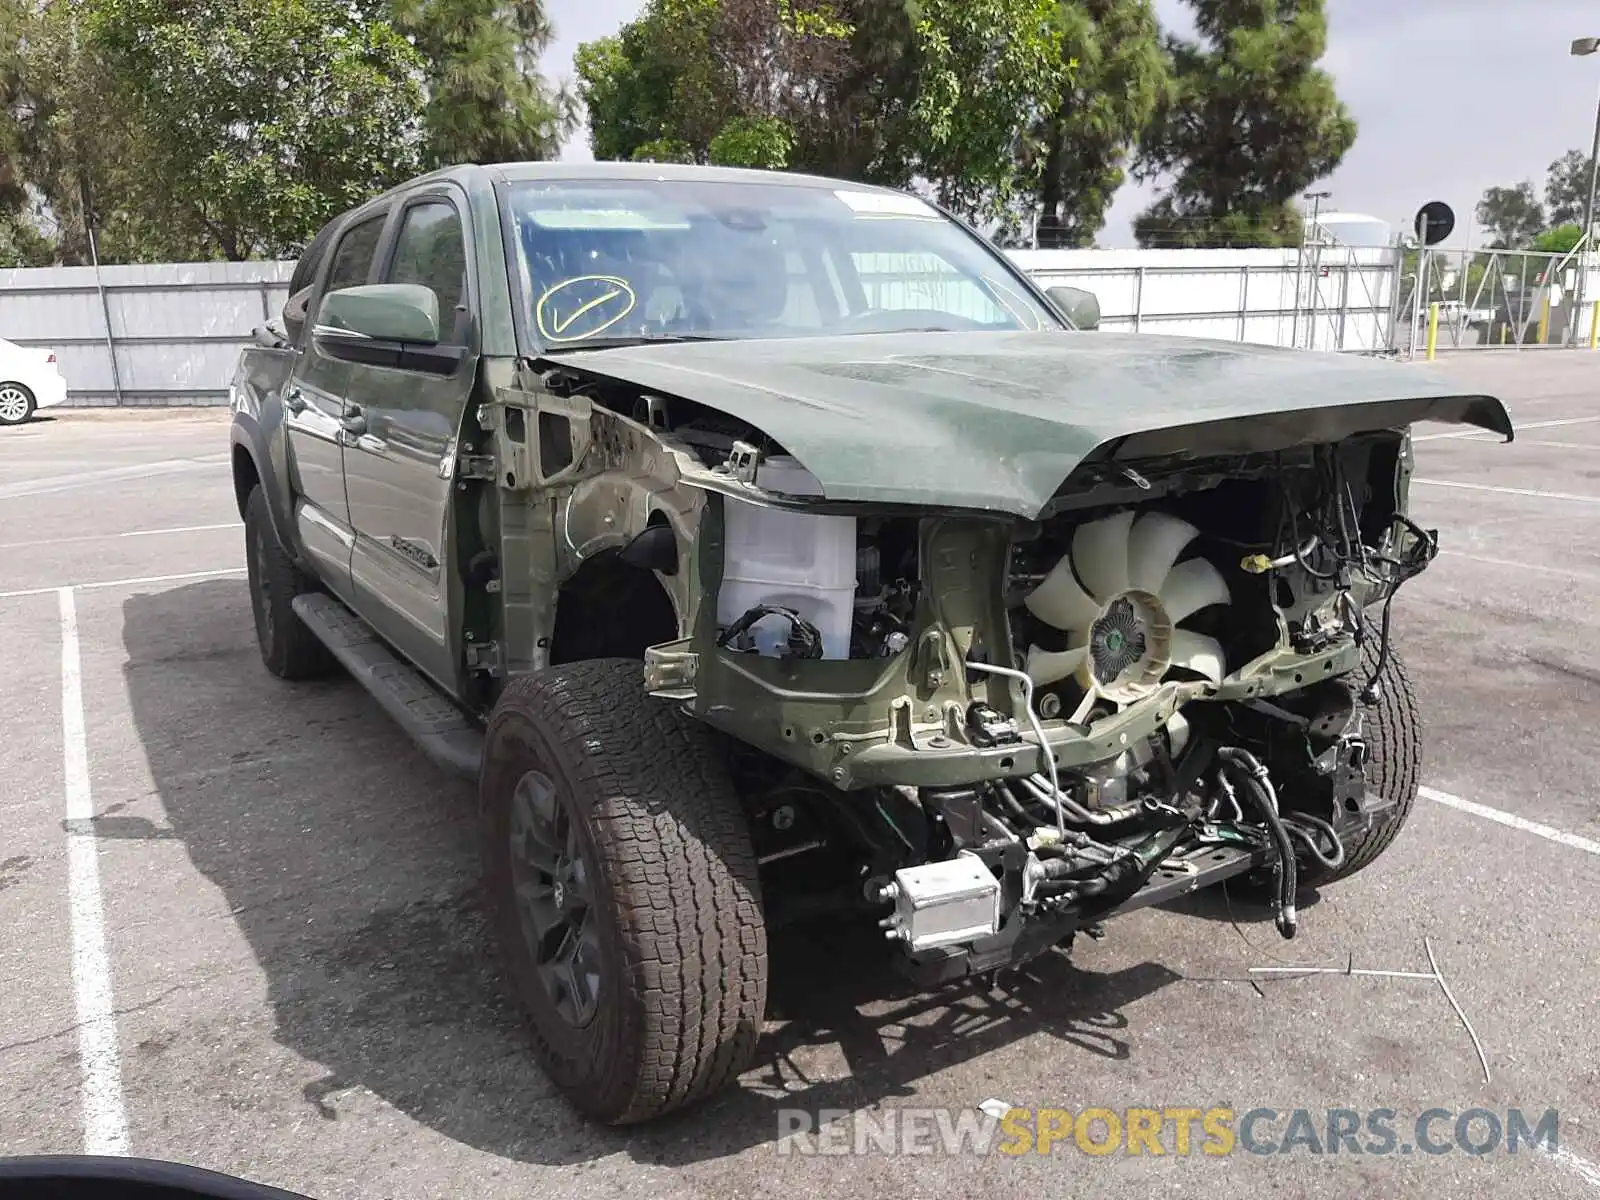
[342,189,478,689]
[284,208,390,595]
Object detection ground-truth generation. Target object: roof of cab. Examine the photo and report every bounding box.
[482,160,906,193]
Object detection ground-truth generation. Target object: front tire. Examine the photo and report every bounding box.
[1304,637,1422,885]
[243,484,334,680]
[480,658,767,1124]
[0,382,36,426]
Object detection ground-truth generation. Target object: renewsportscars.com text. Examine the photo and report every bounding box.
[776,1106,1561,1158]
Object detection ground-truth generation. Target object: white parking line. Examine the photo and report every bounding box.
[59,587,130,1156]
[1412,478,1600,504]
[1441,551,1600,583]
[1461,437,1600,450]
[1422,786,1600,858]
[0,522,242,552]
[1542,1143,1600,1193]
[1440,553,1600,585]
[0,455,230,502]
[1413,416,1600,442]
[0,567,245,602]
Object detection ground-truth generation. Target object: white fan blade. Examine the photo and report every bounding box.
[1160,557,1231,623]
[1025,643,1089,688]
[1024,557,1101,631]
[1165,710,1191,758]
[1169,630,1226,684]
[1127,513,1199,594]
[1071,510,1136,603]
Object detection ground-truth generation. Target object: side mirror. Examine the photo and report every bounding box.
[1046,284,1100,331]
[315,284,441,347]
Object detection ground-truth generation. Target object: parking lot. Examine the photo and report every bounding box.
[1,351,1598,1199]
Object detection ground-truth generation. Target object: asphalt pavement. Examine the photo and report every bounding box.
[1,353,1598,1199]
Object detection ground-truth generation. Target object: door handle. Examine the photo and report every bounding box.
[340,407,367,436]
[283,387,307,415]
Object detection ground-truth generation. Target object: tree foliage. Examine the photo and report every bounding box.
[1475,182,1546,250]
[389,0,573,166]
[1544,148,1597,230]
[1133,0,1354,248]
[1029,0,1168,248]
[0,0,572,265]
[85,0,429,261]
[575,0,854,172]
[1532,222,1583,256]
[575,0,1078,226]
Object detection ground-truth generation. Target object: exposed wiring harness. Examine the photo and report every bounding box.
[1217,746,1299,939]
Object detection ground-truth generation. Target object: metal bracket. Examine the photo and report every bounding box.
[725,440,762,484]
[464,640,504,677]
[644,641,698,699]
[455,453,496,482]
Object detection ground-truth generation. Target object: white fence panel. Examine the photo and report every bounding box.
[0,248,1400,408]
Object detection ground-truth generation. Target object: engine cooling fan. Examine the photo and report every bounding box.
[1023,510,1231,703]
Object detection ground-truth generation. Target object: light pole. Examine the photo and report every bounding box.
[1570,36,1600,346]
[1300,190,1331,348]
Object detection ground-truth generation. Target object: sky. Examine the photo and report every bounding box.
[538,0,1600,250]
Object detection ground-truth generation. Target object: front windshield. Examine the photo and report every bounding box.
[506,177,1061,349]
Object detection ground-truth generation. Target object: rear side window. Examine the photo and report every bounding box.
[387,202,469,345]
[325,214,387,291]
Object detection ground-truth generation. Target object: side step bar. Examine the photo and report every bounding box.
[291,593,483,781]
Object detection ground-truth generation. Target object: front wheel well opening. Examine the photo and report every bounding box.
[549,550,679,665]
[232,445,261,517]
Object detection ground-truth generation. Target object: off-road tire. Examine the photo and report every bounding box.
[0,382,36,426]
[1303,636,1422,886]
[243,484,334,680]
[480,658,767,1124]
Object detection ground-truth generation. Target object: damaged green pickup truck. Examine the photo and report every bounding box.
[230,162,1512,1125]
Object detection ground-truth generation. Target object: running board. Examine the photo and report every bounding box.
[291,593,483,780]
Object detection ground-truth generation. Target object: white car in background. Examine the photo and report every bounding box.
[0,337,69,426]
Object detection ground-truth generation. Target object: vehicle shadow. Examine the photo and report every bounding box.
[121,581,1184,1169]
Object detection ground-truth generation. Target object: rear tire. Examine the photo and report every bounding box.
[480,658,767,1124]
[243,484,335,680]
[0,382,36,426]
[1303,637,1422,886]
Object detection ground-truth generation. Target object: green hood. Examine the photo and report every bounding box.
[547,330,1512,519]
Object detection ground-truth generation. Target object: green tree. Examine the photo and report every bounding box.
[1028,0,1168,248]
[575,0,1074,225]
[389,0,574,166]
[1532,222,1583,256]
[575,0,852,172]
[1475,182,1545,250]
[1544,148,1596,230]
[1133,0,1355,248]
[904,0,1069,222]
[84,0,428,260]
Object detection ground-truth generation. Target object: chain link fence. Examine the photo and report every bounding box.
[1395,245,1600,353]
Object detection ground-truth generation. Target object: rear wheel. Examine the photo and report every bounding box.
[480,658,767,1124]
[0,382,35,426]
[243,484,334,680]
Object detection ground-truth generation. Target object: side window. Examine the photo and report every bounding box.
[282,219,339,344]
[324,214,387,292]
[387,202,468,345]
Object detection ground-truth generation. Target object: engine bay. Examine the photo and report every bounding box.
[539,366,1441,974]
[699,433,1437,974]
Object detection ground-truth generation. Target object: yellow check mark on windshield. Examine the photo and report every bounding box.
[552,287,624,334]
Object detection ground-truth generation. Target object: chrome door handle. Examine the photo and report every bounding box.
[283,387,307,415]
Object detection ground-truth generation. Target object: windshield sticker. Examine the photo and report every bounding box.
[536,275,638,342]
[833,190,940,220]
